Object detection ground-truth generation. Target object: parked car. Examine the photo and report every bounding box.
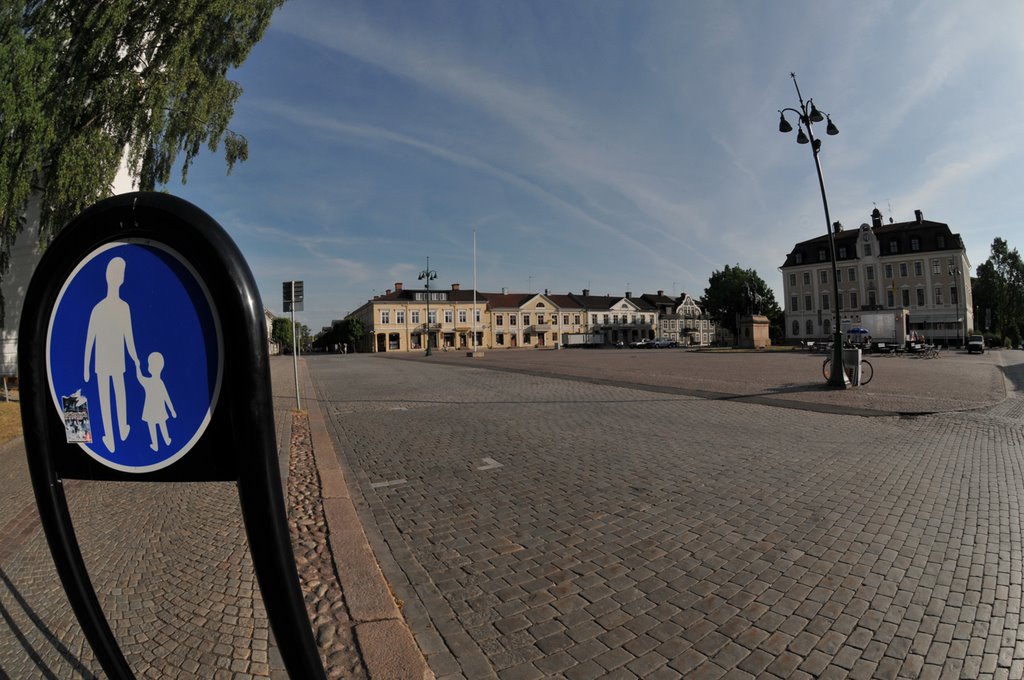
[651,339,675,348]
[967,335,985,354]
[629,339,650,349]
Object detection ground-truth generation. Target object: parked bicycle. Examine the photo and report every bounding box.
[822,356,873,385]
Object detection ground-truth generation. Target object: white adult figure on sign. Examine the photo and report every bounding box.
[83,257,140,452]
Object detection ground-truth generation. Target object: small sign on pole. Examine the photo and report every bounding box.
[283,281,303,409]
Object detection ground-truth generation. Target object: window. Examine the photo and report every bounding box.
[496,333,504,345]
[937,235,946,248]
[849,292,858,309]
[496,314,503,326]
[510,315,517,325]
[790,296,798,311]
[444,310,453,323]
[868,291,876,306]
[612,314,619,324]
[411,310,420,324]
[866,266,875,280]
[388,333,400,350]
[574,314,581,325]
[806,320,814,335]
[889,241,899,253]
[934,287,943,305]
[899,263,908,277]
[536,314,545,324]
[932,260,941,275]
[458,309,467,323]
[803,272,811,285]
[914,261,923,277]
[789,273,796,286]
[822,293,830,310]
[475,309,481,322]
[396,310,405,324]
[563,314,569,324]
[591,314,598,325]
[848,268,856,282]
[863,242,872,256]
[523,314,530,325]
[805,295,813,311]
[902,290,911,307]
[911,237,920,251]
[916,289,925,306]
[795,252,803,264]
[603,314,610,324]
[820,270,828,284]
[887,291,895,308]
[380,310,390,324]
[428,310,437,324]
[818,248,827,261]
[823,319,831,335]
[884,264,893,278]
[836,269,842,283]
[839,246,848,258]
[792,320,800,336]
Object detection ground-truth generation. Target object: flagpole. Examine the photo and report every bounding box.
[471,226,479,356]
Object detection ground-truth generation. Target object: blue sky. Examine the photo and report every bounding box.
[170,1,1024,332]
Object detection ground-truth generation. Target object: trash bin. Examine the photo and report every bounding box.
[842,347,862,386]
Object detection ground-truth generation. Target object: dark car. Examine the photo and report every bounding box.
[967,335,985,354]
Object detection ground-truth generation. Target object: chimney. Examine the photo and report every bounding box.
[502,287,507,294]
[544,288,549,295]
[657,290,664,297]
[451,283,460,291]
[871,208,883,228]
[914,209,923,224]
[385,289,392,295]
[394,282,403,291]
[625,291,632,299]
[833,221,843,232]
[582,289,590,296]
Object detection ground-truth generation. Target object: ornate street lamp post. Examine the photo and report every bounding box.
[419,258,438,356]
[950,265,963,347]
[778,73,847,388]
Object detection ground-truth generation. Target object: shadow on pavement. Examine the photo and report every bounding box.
[0,567,95,680]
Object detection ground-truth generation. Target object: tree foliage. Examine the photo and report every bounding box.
[973,237,1024,345]
[0,0,284,274]
[271,316,292,349]
[700,264,783,341]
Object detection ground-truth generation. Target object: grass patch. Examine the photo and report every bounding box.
[0,401,22,443]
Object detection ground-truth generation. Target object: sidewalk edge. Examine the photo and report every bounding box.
[300,359,434,680]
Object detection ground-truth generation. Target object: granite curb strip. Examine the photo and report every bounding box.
[299,358,434,680]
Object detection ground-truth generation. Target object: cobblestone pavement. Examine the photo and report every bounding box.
[311,350,1024,679]
[0,357,353,679]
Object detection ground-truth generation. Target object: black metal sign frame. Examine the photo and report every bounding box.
[18,192,326,679]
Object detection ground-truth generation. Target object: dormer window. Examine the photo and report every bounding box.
[818,248,827,261]
[889,241,899,253]
[937,235,946,248]
[838,246,847,258]
[910,237,920,251]
[794,252,803,264]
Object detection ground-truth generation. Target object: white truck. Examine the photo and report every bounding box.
[843,309,908,348]
[561,333,604,348]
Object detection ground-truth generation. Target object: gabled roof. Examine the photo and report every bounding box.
[781,216,962,268]
[484,293,534,309]
[547,294,583,309]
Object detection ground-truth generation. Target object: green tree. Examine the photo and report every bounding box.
[1,0,285,282]
[337,317,365,351]
[973,238,1024,345]
[700,264,783,342]
[271,317,292,350]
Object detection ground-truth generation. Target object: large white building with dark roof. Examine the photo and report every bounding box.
[780,208,973,345]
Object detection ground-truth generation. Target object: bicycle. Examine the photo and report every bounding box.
[822,356,873,385]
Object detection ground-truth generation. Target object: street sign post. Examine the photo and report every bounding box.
[18,193,326,679]
[283,280,303,409]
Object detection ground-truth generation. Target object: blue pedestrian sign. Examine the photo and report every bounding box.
[46,240,223,473]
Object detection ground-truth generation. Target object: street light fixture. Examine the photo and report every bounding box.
[418,257,438,356]
[778,72,847,388]
[950,265,963,347]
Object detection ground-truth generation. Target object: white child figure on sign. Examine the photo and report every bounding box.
[136,352,176,451]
